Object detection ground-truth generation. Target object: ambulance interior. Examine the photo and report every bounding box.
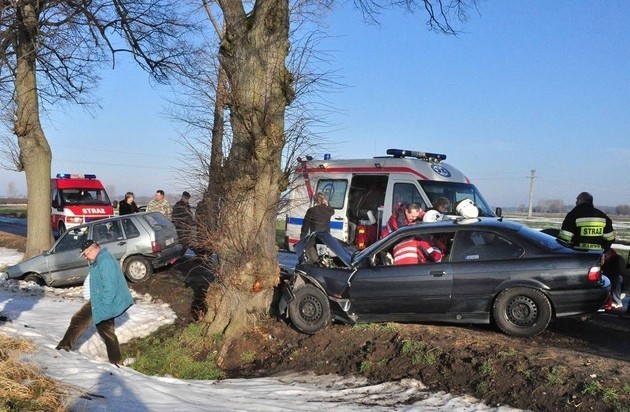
[346,175,388,246]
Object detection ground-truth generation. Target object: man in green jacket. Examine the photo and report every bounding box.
[56,240,134,366]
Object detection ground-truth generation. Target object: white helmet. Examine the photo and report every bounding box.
[456,198,479,218]
[422,209,445,223]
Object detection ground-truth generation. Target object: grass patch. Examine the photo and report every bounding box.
[545,365,567,385]
[359,360,372,374]
[0,334,70,411]
[479,360,496,378]
[352,322,399,332]
[0,205,27,218]
[240,350,256,363]
[276,218,286,249]
[401,340,439,366]
[124,323,223,380]
[580,381,625,409]
[498,348,518,357]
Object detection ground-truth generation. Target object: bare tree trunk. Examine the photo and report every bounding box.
[203,0,294,357]
[14,3,54,257]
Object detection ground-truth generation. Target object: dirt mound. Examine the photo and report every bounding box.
[131,260,630,412]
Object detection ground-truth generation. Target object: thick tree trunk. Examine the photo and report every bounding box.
[14,3,54,258]
[203,0,294,353]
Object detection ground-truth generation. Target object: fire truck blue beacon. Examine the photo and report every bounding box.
[284,149,500,251]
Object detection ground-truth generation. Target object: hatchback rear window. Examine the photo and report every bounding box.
[143,212,172,229]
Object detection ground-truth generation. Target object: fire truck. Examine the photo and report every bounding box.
[51,173,115,234]
[284,149,499,251]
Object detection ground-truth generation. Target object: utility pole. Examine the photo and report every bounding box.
[527,169,536,218]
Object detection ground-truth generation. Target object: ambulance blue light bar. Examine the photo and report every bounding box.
[386,149,446,162]
[56,173,97,179]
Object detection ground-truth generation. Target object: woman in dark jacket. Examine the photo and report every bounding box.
[119,192,139,215]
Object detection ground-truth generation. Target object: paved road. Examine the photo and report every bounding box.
[0,217,27,237]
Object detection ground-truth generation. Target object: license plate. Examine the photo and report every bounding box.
[166,238,174,246]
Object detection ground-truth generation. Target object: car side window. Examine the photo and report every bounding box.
[452,230,524,261]
[122,218,141,239]
[54,227,88,253]
[110,220,123,240]
[93,222,113,243]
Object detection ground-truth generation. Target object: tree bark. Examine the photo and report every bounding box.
[14,3,54,257]
[203,0,294,351]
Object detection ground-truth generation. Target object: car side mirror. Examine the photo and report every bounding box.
[495,207,503,218]
[52,199,59,208]
[112,200,118,209]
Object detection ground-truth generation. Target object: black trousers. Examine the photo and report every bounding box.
[57,301,122,364]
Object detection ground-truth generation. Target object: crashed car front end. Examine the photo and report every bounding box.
[278,232,359,329]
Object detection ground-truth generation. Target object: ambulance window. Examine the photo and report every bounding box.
[392,183,427,211]
[315,179,347,209]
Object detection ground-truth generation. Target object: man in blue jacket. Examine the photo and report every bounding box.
[56,239,134,366]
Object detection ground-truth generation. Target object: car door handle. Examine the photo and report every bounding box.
[117,241,127,246]
[334,217,344,220]
[430,271,446,277]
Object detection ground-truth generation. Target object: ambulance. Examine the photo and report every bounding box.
[51,173,115,234]
[284,149,499,251]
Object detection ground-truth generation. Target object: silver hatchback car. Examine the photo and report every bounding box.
[4,212,184,286]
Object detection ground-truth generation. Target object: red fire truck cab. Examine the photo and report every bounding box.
[51,173,115,234]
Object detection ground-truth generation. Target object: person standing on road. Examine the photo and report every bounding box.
[56,240,134,366]
[559,192,615,251]
[119,192,139,215]
[146,189,173,220]
[300,192,334,239]
[172,191,195,250]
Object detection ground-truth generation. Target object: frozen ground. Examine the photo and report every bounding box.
[0,247,521,412]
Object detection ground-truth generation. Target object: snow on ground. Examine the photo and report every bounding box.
[0,249,523,412]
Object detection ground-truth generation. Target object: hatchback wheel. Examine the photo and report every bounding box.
[24,273,46,286]
[493,287,552,337]
[124,256,153,283]
[288,284,331,334]
[58,222,66,235]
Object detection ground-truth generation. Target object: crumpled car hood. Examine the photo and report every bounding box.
[294,232,354,267]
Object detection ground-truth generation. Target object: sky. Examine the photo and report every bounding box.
[0,248,523,412]
[0,1,629,208]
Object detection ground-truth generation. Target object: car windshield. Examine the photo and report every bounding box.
[60,188,111,206]
[54,226,89,253]
[419,181,495,217]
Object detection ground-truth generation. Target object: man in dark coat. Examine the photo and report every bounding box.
[172,191,195,250]
[300,192,334,239]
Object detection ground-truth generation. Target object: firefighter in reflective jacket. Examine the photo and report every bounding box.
[559,192,615,251]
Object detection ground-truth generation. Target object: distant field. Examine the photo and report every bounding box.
[504,213,630,246]
[0,204,27,218]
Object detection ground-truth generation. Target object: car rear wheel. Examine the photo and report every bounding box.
[58,222,66,235]
[124,256,153,283]
[288,284,331,334]
[24,273,46,286]
[493,287,552,337]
